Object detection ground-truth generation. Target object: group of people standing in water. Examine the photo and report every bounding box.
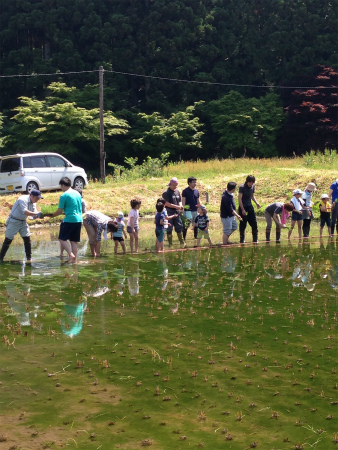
[0,174,337,263]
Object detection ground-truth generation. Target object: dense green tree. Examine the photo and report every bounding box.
[207,91,284,157]
[5,82,129,159]
[132,103,204,159]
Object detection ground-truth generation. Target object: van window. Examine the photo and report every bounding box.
[47,155,67,168]
[30,156,47,168]
[0,158,20,173]
[22,157,32,168]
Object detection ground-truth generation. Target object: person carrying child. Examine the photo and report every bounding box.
[127,198,141,253]
[319,194,332,237]
[193,205,212,248]
[155,202,178,252]
[112,211,128,254]
[288,189,305,240]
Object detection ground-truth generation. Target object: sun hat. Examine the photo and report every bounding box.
[30,189,43,199]
[167,177,179,186]
[293,189,304,195]
[305,182,316,192]
[117,211,124,219]
[321,194,329,199]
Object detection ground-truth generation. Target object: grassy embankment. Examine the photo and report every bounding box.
[0,156,335,226]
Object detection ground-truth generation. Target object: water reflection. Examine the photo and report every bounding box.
[1,238,338,339]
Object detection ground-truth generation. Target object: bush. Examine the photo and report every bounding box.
[108,153,170,181]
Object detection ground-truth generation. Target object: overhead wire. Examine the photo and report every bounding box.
[0,68,336,90]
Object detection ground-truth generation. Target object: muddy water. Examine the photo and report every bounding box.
[0,233,337,449]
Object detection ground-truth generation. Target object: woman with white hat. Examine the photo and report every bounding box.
[302,182,316,238]
[288,189,305,240]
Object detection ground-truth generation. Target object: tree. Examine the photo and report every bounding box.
[6,82,129,159]
[132,103,204,159]
[207,91,284,157]
[280,65,338,153]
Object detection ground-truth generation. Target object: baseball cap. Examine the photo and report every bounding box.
[30,189,43,199]
[117,211,124,219]
[293,189,304,195]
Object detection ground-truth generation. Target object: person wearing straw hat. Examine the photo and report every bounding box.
[319,194,332,237]
[288,189,305,240]
[329,178,338,235]
[302,182,316,238]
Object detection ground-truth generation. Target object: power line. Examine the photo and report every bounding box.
[0,68,337,90]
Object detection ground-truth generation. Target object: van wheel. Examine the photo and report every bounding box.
[26,181,39,193]
[73,177,85,190]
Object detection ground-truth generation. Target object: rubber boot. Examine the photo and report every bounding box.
[23,236,32,261]
[182,227,187,241]
[240,233,245,244]
[194,227,198,239]
[252,230,258,243]
[0,237,13,262]
[177,232,186,248]
[276,230,281,243]
[167,233,173,248]
[265,231,271,242]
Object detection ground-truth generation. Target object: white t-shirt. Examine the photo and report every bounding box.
[291,196,303,212]
[127,208,139,228]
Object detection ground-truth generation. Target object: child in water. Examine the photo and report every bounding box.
[319,194,332,237]
[155,201,178,252]
[127,198,141,253]
[193,205,212,248]
[112,211,127,254]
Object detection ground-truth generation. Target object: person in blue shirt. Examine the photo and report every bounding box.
[193,205,212,248]
[329,178,338,235]
[155,202,177,252]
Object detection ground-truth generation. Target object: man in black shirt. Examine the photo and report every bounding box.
[238,175,261,243]
[182,176,200,240]
[162,177,185,248]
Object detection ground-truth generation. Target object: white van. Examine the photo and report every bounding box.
[0,153,88,193]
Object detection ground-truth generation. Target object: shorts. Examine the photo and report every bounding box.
[59,221,82,242]
[291,211,303,221]
[155,229,165,242]
[197,228,210,239]
[83,219,97,245]
[127,226,139,233]
[221,216,238,236]
[113,236,124,242]
[320,213,331,228]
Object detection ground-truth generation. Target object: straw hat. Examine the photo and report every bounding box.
[305,182,316,192]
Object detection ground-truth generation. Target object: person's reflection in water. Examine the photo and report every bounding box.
[192,249,211,289]
[6,281,34,326]
[60,301,87,337]
[221,251,237,274]
[128,260,140,296]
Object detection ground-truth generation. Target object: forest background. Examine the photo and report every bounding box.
[0,0,337,176]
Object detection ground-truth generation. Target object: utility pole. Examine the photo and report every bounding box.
[99,66,105,183]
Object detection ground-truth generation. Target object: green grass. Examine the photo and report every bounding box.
[0,156,335,225]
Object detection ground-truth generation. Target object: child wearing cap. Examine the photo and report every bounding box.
[193,205,212,248]
[288,189,305,240]
[112,211,127,254]
[319,194,332,237]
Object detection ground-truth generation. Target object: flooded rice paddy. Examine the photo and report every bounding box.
[0,227,337,449]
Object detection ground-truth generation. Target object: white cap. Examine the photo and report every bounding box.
[293,188,304,195]
[321,194,329,199]
[117,211,124,219]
